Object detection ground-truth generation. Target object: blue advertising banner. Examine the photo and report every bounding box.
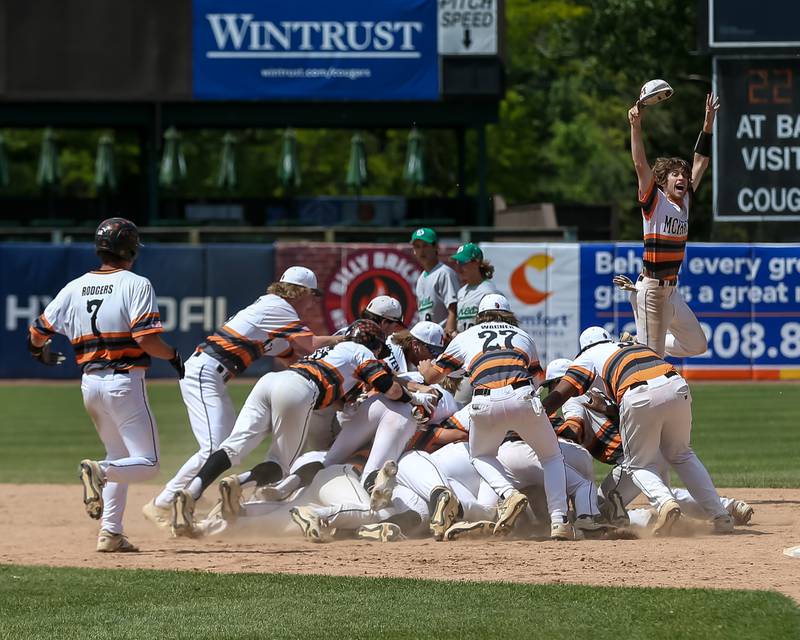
[1,243,275,379]
[580,243,800,379]
[193,0,439,100]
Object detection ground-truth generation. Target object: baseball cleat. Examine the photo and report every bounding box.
[357,523,406,542]
[219,475,243,522]
[619,331,635,343]
[171,490,197,538]
[493,490,528,535]
[254,482,293,502]
[79,460,105,520]
[96,530,139,553]
[729,500,754,526]
[429,488,460,541]
[290,506,333,543]
[652,499,681,537]
[369,460,398,511]
[142,498,171,530]
[713,513,735,534]
[551,517,576,541]
[444,520,495,541]
[600,490,630,527]
[574,514,606,532]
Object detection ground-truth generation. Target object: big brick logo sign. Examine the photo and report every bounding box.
[324,248,420,331]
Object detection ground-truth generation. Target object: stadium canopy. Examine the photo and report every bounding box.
[0,0,505,224]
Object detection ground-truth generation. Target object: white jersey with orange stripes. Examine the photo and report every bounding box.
[431,321,543,391]
[30,267,162,372]
[291,341,391,409]
[197,294,311,377]
[639,180,690,282]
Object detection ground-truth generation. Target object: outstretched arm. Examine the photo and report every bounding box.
[691,93,719,191]
[629,104,653,196]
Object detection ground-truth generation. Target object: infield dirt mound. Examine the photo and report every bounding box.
[1,485,798,602]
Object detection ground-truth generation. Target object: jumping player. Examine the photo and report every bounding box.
[623,94,719,357]
[27,218,183,552]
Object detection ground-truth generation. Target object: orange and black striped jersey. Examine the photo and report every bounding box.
[562,341,677,405]
[432,322,543,391]
[639,179,691,282]
[29,268,162,372]
[291,341,391,409]
[554,396,623,465]
[198,294,312,377]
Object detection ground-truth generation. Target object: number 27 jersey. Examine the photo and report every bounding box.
[30,268,163,372]
[432,322,543,390]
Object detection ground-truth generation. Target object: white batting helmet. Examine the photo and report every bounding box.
[579,326,613,350]
[638,79,673,107]
[478,293,511,313]
[544,358,572,384]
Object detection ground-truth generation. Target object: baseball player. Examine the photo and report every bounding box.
[420,293,572,540]
[170,319,438,536]
[143,266,341,529]
[27,218,183,552]
[542,329,735,536]
[410,227,459,333]
[451,243,499,334]
[625,94,720,357]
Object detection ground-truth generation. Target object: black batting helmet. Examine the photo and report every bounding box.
[94,217,143,261]
[345,319,390,358]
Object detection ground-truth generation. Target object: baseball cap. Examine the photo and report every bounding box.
[365,295,404,324]
[544,358,572,384]
[478,293,511,313]
[280,266,322,296]
[451,242,483,264]
[579,326,613,350]
[409,321,445,356]
[410,227,437,244]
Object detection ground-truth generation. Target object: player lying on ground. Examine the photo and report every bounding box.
[143,266,342,530]
[169,319,439,537]
[28,218,183,553]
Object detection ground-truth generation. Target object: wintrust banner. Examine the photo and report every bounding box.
[193,0,439,100]
[480,243,581,364]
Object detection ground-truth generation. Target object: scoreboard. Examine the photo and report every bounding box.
[713,56,800,221]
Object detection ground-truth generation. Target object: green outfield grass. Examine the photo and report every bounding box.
[1,565,797,639]
[2,381,799,487]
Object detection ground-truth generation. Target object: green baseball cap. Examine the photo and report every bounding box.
[410,227,437,244]
[451,242,484,263]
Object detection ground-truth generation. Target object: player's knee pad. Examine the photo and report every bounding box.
[250,461,283,486]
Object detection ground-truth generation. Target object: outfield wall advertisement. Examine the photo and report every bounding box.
[193,0,439,100]
[2,242,799,379]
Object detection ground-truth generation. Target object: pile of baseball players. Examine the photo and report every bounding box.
[27,93,753,551]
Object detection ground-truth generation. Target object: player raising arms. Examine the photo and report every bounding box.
[420,294,572,540]
[623,93,719,357]
[143,266,342,529]
[27,218,183,552]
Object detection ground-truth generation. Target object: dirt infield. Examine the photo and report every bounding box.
[1,484,798,602]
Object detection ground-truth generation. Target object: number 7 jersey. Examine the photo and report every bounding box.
[431,321,543,390]
[30,268,163,372]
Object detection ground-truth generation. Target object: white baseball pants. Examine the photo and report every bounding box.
[498,439,600,518]
[619,374,727,518]
[324,394,416,482]
[81,369,160,535]
[221,370,318,474]
[155,352,236,508]
[632,278,707,358]
[467,384,568,523]
[430,443,498,520]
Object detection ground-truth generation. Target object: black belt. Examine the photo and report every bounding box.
[638,273,677,287]
[474,379,532,396]
[113,369,130,375]
[628,370,678,390]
